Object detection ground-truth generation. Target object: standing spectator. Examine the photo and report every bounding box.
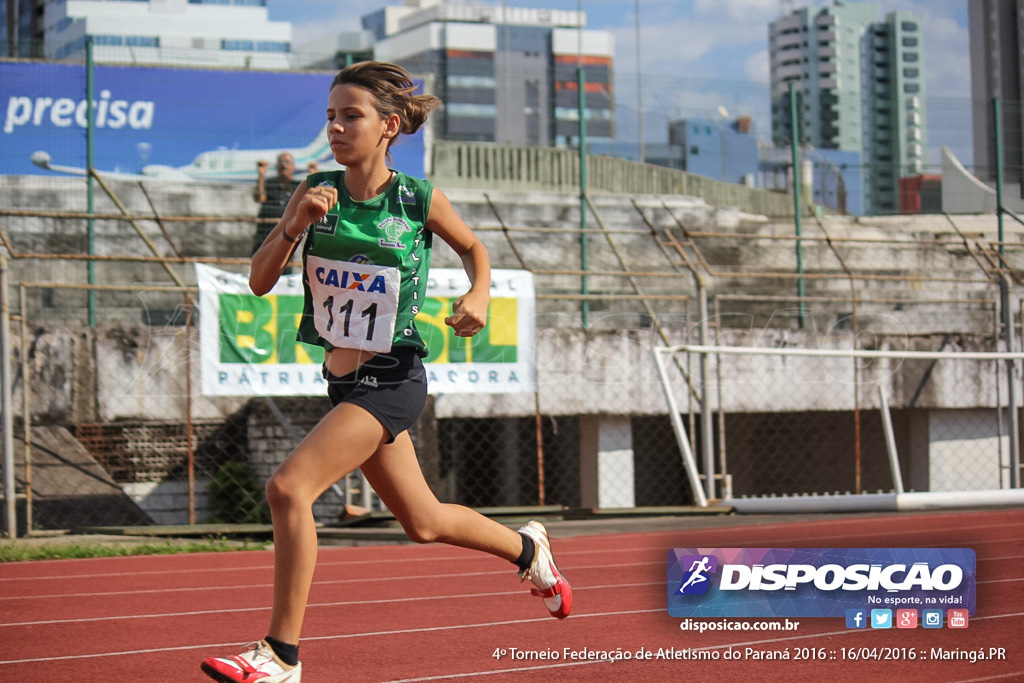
[252,152,300,256]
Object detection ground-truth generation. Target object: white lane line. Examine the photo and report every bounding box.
[0,609,658,665]
[4,532,1019,589]
[3,548,1021,603]
[0,561,659,601]
[0,581,661,627]
[3,519,1021,583]
[2,608,1022,668]
[950,673,1024,682]
[3,574,1021,628]
[378,611,1024,682]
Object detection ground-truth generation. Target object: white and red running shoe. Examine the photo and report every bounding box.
[201,640,302,682]
[517,520,572,619]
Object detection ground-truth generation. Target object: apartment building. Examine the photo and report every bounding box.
[363,0,614,147]
[2,0,291,68]
[769,1,926,214]
[969,0,1024,185]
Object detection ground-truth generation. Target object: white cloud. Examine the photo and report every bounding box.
[921,13,970,98]
[277,0,972,102]
[694,0,780,23]
[613,12,768,74]
[276,0,374,41]
[745,49,770,84]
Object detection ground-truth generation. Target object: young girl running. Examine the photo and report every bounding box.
[200,61,572,683]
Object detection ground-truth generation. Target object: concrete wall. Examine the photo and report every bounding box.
[941,145,1024,215]
[431,141,798,217]
[9,322,1011,423]
[2,173,1016,423]
[3,173,1020,507]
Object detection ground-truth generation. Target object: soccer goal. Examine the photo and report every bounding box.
[652,343,1024,512]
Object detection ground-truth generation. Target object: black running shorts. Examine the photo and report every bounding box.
[324,347,428,443]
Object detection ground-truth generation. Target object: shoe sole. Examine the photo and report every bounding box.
[201,662,238,683]
[201,661,302,683]
[522,521,573,619]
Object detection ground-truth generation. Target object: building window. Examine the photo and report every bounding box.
[56,35,86,58]
[222,39,255,51]
[902,37,918,47]
[447,75,496,88]
[903,52,918,62]
[901,21,918,32]
[904,83,920,94]
[448,103,498,117]
[903,68,919,78]
[555,107,612,122]
[86,34,157,49]
[256,41,289,53]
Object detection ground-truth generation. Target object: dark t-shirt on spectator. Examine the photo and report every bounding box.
[252,179,300,255]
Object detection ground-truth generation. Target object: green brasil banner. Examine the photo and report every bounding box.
[196,264,535,396]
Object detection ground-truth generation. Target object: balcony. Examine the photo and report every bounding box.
[776,63,804,80]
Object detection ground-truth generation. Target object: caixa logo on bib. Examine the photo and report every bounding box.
[667,548,976,618]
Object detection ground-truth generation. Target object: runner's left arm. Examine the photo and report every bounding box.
[427,188,490,338]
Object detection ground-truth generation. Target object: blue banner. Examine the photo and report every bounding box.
[667,547,976,619]
[1,63,426,181]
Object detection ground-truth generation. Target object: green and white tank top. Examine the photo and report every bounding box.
[296,170,433,356]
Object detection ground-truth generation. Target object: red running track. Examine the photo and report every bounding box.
[0,508,1022,682]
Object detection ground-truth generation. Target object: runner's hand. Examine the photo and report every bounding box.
[295,184,338,226]
[445,292,488,337]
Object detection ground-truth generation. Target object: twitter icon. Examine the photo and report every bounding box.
[870,609,892,629]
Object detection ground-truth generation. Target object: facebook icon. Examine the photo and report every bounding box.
[846,609,867,629]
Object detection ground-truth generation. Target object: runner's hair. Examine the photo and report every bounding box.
[331,61,441,165]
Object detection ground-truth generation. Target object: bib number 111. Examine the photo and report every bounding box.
[326,298,377,341]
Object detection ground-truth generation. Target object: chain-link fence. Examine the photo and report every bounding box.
[3,173,1023,536]
[3,48,1024,536]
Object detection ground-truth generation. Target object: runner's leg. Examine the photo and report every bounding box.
[265,402,389,643]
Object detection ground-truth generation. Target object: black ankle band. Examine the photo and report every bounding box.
[265,635,299,667]
[514,532,536,572]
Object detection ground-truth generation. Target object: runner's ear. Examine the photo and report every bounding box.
[383,113,401,139]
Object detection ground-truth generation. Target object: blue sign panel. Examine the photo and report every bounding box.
[1,63,426,181]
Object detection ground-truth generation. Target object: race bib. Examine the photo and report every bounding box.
[306,255,400,353]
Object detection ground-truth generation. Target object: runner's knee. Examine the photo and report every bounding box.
[394,511,442,544]
[265,471,306,510]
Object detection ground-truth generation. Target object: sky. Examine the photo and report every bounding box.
[269,0,974,167]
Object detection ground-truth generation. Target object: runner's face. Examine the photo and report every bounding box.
[326,84,391,166]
